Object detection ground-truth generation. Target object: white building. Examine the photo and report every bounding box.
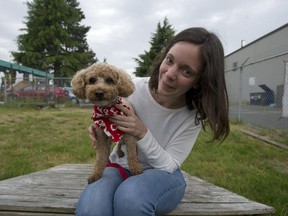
[225,23,288,117]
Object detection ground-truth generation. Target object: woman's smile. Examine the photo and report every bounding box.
[162,79,175,91]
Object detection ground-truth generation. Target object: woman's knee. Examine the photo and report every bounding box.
[113,169,186,216]
[76,167,124,216]
[76,205,113,216]
[114,179,153,216]
[76,185,114,216]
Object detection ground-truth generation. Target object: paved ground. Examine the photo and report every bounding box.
[229,104,288,130]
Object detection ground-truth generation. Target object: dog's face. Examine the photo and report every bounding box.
[71,63,135,107]
[85,69,120,106]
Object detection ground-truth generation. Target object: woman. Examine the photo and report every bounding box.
[76,27,230,216]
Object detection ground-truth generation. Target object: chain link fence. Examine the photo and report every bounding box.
[0,75,92,106]
[0,75,76,106]
[1,67,287,134]
[227,54,288,133]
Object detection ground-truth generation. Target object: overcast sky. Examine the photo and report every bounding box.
[0,0,287,76]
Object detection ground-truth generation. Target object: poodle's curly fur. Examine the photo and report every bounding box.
[71,63,142,183]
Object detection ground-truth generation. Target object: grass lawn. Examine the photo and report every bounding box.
[0,104,287,215]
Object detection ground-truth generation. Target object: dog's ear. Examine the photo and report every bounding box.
[117,69,135,97]
[71,69,87,99]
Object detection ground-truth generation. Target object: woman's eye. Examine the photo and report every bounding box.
[182,69,193,78]
[89,78,97,84]
[165,56,173,65]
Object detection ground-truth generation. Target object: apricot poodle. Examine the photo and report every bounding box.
[71,63,142,183]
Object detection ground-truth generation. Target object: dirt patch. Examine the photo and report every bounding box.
[267,161,288,174]
[240,129,288,150]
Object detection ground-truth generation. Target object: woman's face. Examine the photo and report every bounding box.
[158,42,202,99]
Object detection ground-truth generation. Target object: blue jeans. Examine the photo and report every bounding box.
[75,167,186,216]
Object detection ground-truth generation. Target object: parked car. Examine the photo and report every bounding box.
[8,83,67,101]
[62,87,79,104]
[62,87,89,104]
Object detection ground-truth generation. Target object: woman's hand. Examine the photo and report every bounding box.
[110,104,147,141]
[88,124,97,149]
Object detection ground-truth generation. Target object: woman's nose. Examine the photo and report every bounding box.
[166,67,178,80]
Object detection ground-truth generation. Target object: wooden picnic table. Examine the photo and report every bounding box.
[0,164,275,216]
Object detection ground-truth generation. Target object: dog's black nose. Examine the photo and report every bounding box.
[95,91,104,99]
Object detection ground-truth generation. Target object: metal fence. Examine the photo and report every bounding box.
[0,75,93,106]
[226,50,288,133]
[0,76,71,105]
[1,73,287,134]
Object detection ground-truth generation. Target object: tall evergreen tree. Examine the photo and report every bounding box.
[12,0,97,80]
[134,17,175,77]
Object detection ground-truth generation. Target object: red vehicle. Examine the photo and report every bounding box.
[8,83,67,101]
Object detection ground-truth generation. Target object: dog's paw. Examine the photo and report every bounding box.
[130,165,143,176]
[87,173,101,184]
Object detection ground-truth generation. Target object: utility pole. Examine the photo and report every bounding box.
[238,57,250,122]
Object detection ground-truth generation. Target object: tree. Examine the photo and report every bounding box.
[12,0,97,81]
[134,17,175,77]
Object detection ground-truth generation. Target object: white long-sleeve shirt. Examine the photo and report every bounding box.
[109,77,202,173]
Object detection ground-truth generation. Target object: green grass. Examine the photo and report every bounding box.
[182,124,288,216]
[0,105,95,179]
[0,105,287,215]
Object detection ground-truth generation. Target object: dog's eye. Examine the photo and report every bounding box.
[106,78,114,84]
[89,78,97,84]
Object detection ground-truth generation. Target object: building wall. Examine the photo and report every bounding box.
[225,24,288,107]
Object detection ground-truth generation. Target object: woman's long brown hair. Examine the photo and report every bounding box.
[149,27,230,143]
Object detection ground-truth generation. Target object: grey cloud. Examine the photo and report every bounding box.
[0,0,287,75]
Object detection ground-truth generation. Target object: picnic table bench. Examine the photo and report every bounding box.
[0,164,275,216]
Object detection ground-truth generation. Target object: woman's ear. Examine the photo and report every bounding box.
[71,69,87,99]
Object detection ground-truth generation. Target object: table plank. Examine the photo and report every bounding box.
[0,164,275,216]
